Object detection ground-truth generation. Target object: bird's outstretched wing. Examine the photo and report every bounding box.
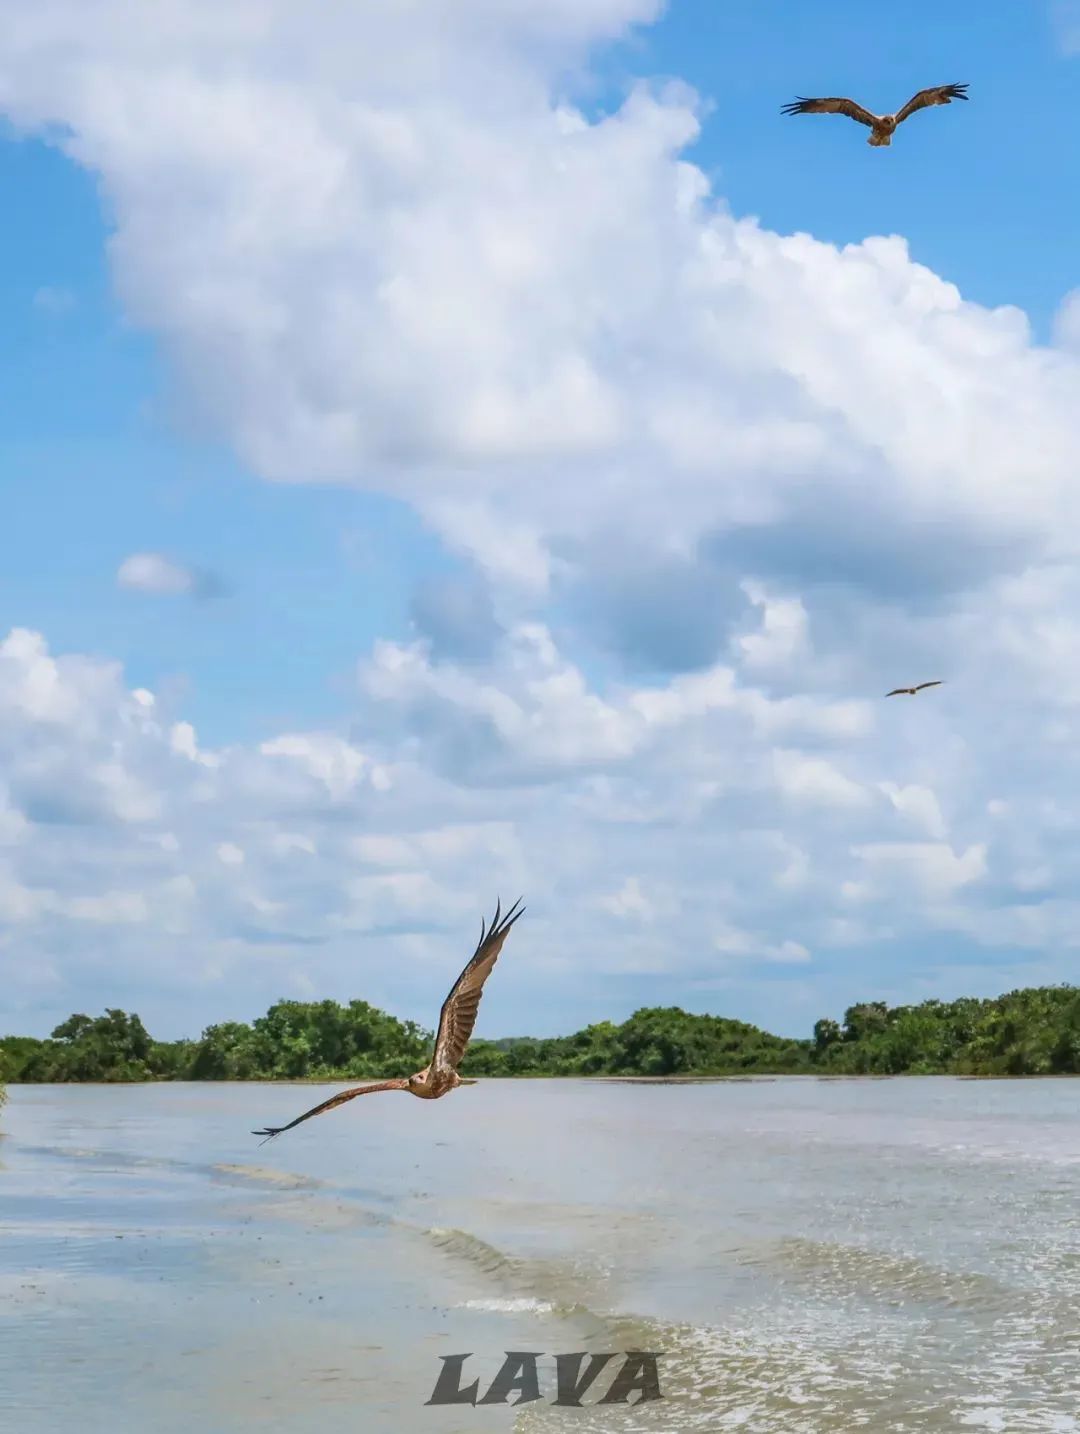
[914,680,943,692]
[431,898,525,1077]
[895,83,969,125]
[781,96,878,128]
[885,688,913,697]
[253,1079,406,1144]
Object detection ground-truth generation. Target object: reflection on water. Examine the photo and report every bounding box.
[2,1077,1079,1431]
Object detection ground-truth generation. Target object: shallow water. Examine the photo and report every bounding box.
[2,1077,1079,1431]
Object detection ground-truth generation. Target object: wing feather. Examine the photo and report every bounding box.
[781,96,878,128]
[895,83,969,125]
[914,680,944,691]
[885,688,911,697]
[431,898,524,1076]
[253,1079,405,1143]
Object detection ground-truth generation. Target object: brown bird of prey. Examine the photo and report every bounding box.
[253,897,524,1143]
[782,83,969,147]
[885,681,944,698]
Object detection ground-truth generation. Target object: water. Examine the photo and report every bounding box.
[2,1077,1079,1432]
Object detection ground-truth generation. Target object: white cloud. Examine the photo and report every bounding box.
[117,552,225,599]
[1053,288,1080,350]
[2,0,1079,606]
[849,841,988,900]
[878,782,947,840]
[170,721,219,768]
[773,751,869,811]
[713,921,811,965]
[735,582,810,673]
[0,612,1072,1039]
[361,624,868,786]
[597,876,654,921]
[117,552,198,596]
[259,734,374,801]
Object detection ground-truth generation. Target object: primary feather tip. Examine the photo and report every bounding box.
[489,896,525,931]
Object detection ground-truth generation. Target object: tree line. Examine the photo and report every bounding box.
[3,985,1080,1085]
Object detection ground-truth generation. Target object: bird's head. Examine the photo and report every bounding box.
[881,114,897,129]
[408,1070,428,1091]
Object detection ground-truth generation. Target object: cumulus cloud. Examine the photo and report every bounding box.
[3,0,1079,616]
[878,782,947,841]
[597,876,655,921]
[735,582,810,674]
[846,841,988,901]
[772,751,869,812]
[714,921,811,965]
[0,611,1070,1040]
[117,553,196,595]
[358,621,870,788]
[117,552,225,599]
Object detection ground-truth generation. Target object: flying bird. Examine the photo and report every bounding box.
[782,83,969,147]
[885,681,944,697]
[252,898,524,1143]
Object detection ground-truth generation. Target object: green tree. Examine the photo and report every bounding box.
[842,1002,890,1043]
[813,1018,841,1052]
[8,983,1080,1084]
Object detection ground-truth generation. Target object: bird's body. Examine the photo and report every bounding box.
[885,681,944,697]
[252,898,524,1142]
[782,84,968,146]
[868,118,896,149]
[405,1068,461,1100]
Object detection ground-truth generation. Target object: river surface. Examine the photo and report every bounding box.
[2,1077,1079,1432]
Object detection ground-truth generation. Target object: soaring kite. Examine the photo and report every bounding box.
[253,898,524,1142]
[782,83,969,147]
[885,681,944,698]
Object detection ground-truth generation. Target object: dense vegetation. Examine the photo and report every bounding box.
[3,987,1080,1084]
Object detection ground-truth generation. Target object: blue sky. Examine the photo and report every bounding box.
[621,0,1079,330]
[2,0,1080,1041]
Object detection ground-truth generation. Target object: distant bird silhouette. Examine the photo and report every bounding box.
[782,83,969,147]
[885,681,944,697]
[253,899,524,1143]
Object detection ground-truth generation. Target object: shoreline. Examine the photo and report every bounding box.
[6,1070,1079,1087]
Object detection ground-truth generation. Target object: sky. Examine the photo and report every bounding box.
[3,0,1080,1043]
